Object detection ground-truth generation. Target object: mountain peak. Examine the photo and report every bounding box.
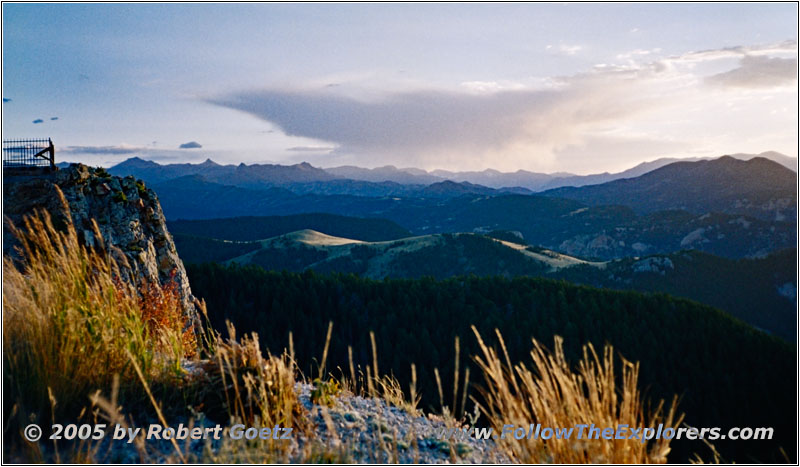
[543,156,796,221]
[421,179,495,196]
[716,155,739,163]
[710,154,789,171]
[116,156,160,168]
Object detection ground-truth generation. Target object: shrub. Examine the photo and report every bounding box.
[93,167,110,178]
[310,377,341,406]
[112,190,127,203]
[135,180,147,198]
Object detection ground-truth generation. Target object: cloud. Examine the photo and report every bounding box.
[546,43,583,56]
[706,55,797,88]
[62,144,146,155]
[616,48,662,61]
[207,68,665,169]
[632,40,797,90]
[32,119,44,124]
[559,44,583,56]
[460,80,527,93]
[660,40,797,65]
[2,98,10,103]
[205,39,797,171]
[287,146,337,152]
[179,141,203,149]
[60,145,212,165]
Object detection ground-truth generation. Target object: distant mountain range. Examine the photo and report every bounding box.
[121,155,796,260]
[109,158,334,188]
[149,178,795,260]
[110,157,534,198]
[538,151,797,190]
[108,153,797,213]
[326,151,796,190]
[108,151,796,193]
[543,156,797,221]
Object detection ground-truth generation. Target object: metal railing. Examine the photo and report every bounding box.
[2,138,55,169]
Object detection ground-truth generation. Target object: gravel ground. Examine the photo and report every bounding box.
[37,382,508,463]
[294,383,509,463]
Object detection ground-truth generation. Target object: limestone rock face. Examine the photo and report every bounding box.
[3,164,198,326]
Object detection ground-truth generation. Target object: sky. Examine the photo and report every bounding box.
[2,3,798,174]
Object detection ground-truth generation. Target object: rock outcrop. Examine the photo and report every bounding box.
[3,164,198,327]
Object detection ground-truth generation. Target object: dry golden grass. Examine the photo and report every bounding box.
[81,318,315,464]
[472,326,682,463]
[198,322,309,432]
[2,204,310,462]
[162,319,369,464]
[3,202,190,431]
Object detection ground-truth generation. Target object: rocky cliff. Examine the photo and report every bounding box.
[3,164,198,327]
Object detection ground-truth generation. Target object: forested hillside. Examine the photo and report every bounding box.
[176,228,796,340]
[553,248,797,340]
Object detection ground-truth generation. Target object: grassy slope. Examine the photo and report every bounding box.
[168,214,411,242]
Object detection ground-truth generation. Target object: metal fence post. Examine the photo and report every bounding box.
[48,138,55,170]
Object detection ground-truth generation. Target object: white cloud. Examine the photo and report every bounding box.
[559,44,583,55]
[662,40,797,65]
[287,145,337,152]
[207,74,665,171]
[546,43,583,56]
[459,80,528,93]
[62,144,148,155]
[616,48,662,61]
